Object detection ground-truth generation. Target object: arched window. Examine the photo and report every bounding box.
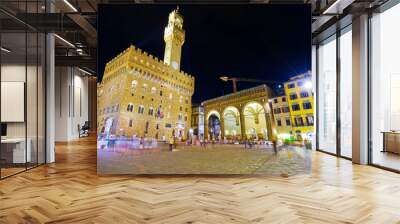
[131,80,138,92]
[138,105,145,114]
[127,103,133,112]
[155,105,163,118]
[148,107,154,116]
[145,121,149,133]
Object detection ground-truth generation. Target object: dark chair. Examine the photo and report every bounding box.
[79,121,90,138]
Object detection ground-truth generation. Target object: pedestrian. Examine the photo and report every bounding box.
[246,139,251,149]
[140,136,144,149]
[169,137,174,151]
[272,137,278,154]
[200,138,204,148]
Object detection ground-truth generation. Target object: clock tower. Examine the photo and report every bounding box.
[163,7,185,70]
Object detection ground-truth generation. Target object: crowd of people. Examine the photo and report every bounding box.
[99,132,284,154]
[170,136,281,152]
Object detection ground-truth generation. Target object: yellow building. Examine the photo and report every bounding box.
[97,8,195,141]
[284,72,314,139]
[271,95,292,139]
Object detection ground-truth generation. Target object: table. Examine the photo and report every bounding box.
[382,131,400,154]
[1,138,31,164]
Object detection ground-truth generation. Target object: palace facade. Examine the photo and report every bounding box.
[97,8,195,141]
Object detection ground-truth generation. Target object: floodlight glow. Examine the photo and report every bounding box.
[304,81,312,89]
[278,133,291,139]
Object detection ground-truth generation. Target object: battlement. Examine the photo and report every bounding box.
[202,85,270,106]
[102,44,195,92]
[130,45,193,80]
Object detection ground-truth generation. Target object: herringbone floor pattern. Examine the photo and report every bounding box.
[1,136,400,223]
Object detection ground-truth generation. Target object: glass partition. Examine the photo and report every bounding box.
[370,3,400,171]
[0,2,46,179]
[1,31,28,177]
[317,35,337,154]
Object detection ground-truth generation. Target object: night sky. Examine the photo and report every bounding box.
[98,4,311,103]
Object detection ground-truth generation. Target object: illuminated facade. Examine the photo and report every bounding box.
[164,7,185,70]
[271,95,293,138]
[201,85,276,141]
[190,105,204,138]
[97,8,195,141]
[284,72,314,138]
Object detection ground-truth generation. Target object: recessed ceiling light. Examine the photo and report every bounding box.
[78,67,92,76]
[63,0,78,12]
[322,0,354,15]
[1,47,11,53]
[54,34,75,48]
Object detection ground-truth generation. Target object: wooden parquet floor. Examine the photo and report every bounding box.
[1,136,400,224]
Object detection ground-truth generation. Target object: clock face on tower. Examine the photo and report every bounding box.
[172,61,178,70]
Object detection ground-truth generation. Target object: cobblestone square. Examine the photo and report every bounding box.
[98,144,311,176]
